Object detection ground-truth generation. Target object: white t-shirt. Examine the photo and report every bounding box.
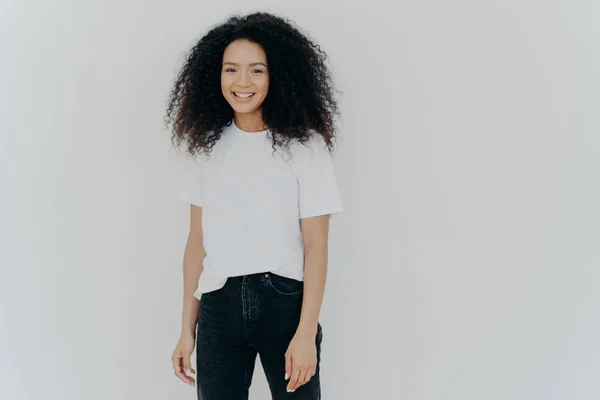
[178,120,343,298]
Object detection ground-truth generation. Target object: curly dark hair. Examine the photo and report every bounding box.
[165,11,340,155]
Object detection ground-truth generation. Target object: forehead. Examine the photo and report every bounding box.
[222,39,267,64]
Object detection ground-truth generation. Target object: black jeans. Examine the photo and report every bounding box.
[196,272,322,400]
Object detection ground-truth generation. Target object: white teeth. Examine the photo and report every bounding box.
[234,92,254,98]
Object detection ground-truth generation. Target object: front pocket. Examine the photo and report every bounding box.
[266,274,303,296]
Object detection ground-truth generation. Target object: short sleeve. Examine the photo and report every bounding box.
[177,153,207,207]
[296,136,343,219]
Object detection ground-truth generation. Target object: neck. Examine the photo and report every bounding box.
[234,111,267,132]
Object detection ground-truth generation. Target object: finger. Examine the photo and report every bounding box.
[294,369,307,391]
[182,353,191,372]
[306,367,314,383]
[171,353,184,379]
[172,352,192,385]
[284,353,292,382]
[298,369,310,387]
[295,368,309,390]
[287,365,302,392]
[182,353,196,385]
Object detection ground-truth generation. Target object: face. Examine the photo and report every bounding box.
[221,39,269,117]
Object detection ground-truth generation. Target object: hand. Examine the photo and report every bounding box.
[285,330,317,393]
[171,332,196,386]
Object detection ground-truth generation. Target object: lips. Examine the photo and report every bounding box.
[233,92,255,98]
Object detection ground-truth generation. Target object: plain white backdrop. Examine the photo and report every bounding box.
[1,1,598,399]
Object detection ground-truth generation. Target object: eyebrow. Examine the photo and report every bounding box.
[222,61,268,68]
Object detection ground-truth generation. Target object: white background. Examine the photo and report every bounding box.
[1,1,598,399]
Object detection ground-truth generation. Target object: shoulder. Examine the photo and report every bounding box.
[189,150,210,164]
[289,132,331,159]
[287,133,335,175]
[186,123,232,162]
[180,149,211,176]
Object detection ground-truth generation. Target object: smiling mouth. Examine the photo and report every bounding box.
[233,92,255,98]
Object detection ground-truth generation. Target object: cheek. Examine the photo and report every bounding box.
[221,75,233,91]
[258,76,269,95]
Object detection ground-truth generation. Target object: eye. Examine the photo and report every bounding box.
[251,69,264,74]
[224,68,236,73]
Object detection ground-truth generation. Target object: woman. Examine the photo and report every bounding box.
[166,11,342,400]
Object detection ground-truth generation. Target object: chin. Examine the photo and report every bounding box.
[230,104,261,115]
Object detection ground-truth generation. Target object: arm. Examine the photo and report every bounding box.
[285,214,331,392]
[181,204,206,335]
[297,214,330,335]
[172,204,206,386]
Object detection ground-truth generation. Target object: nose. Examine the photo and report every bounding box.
[235,70,251,87]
